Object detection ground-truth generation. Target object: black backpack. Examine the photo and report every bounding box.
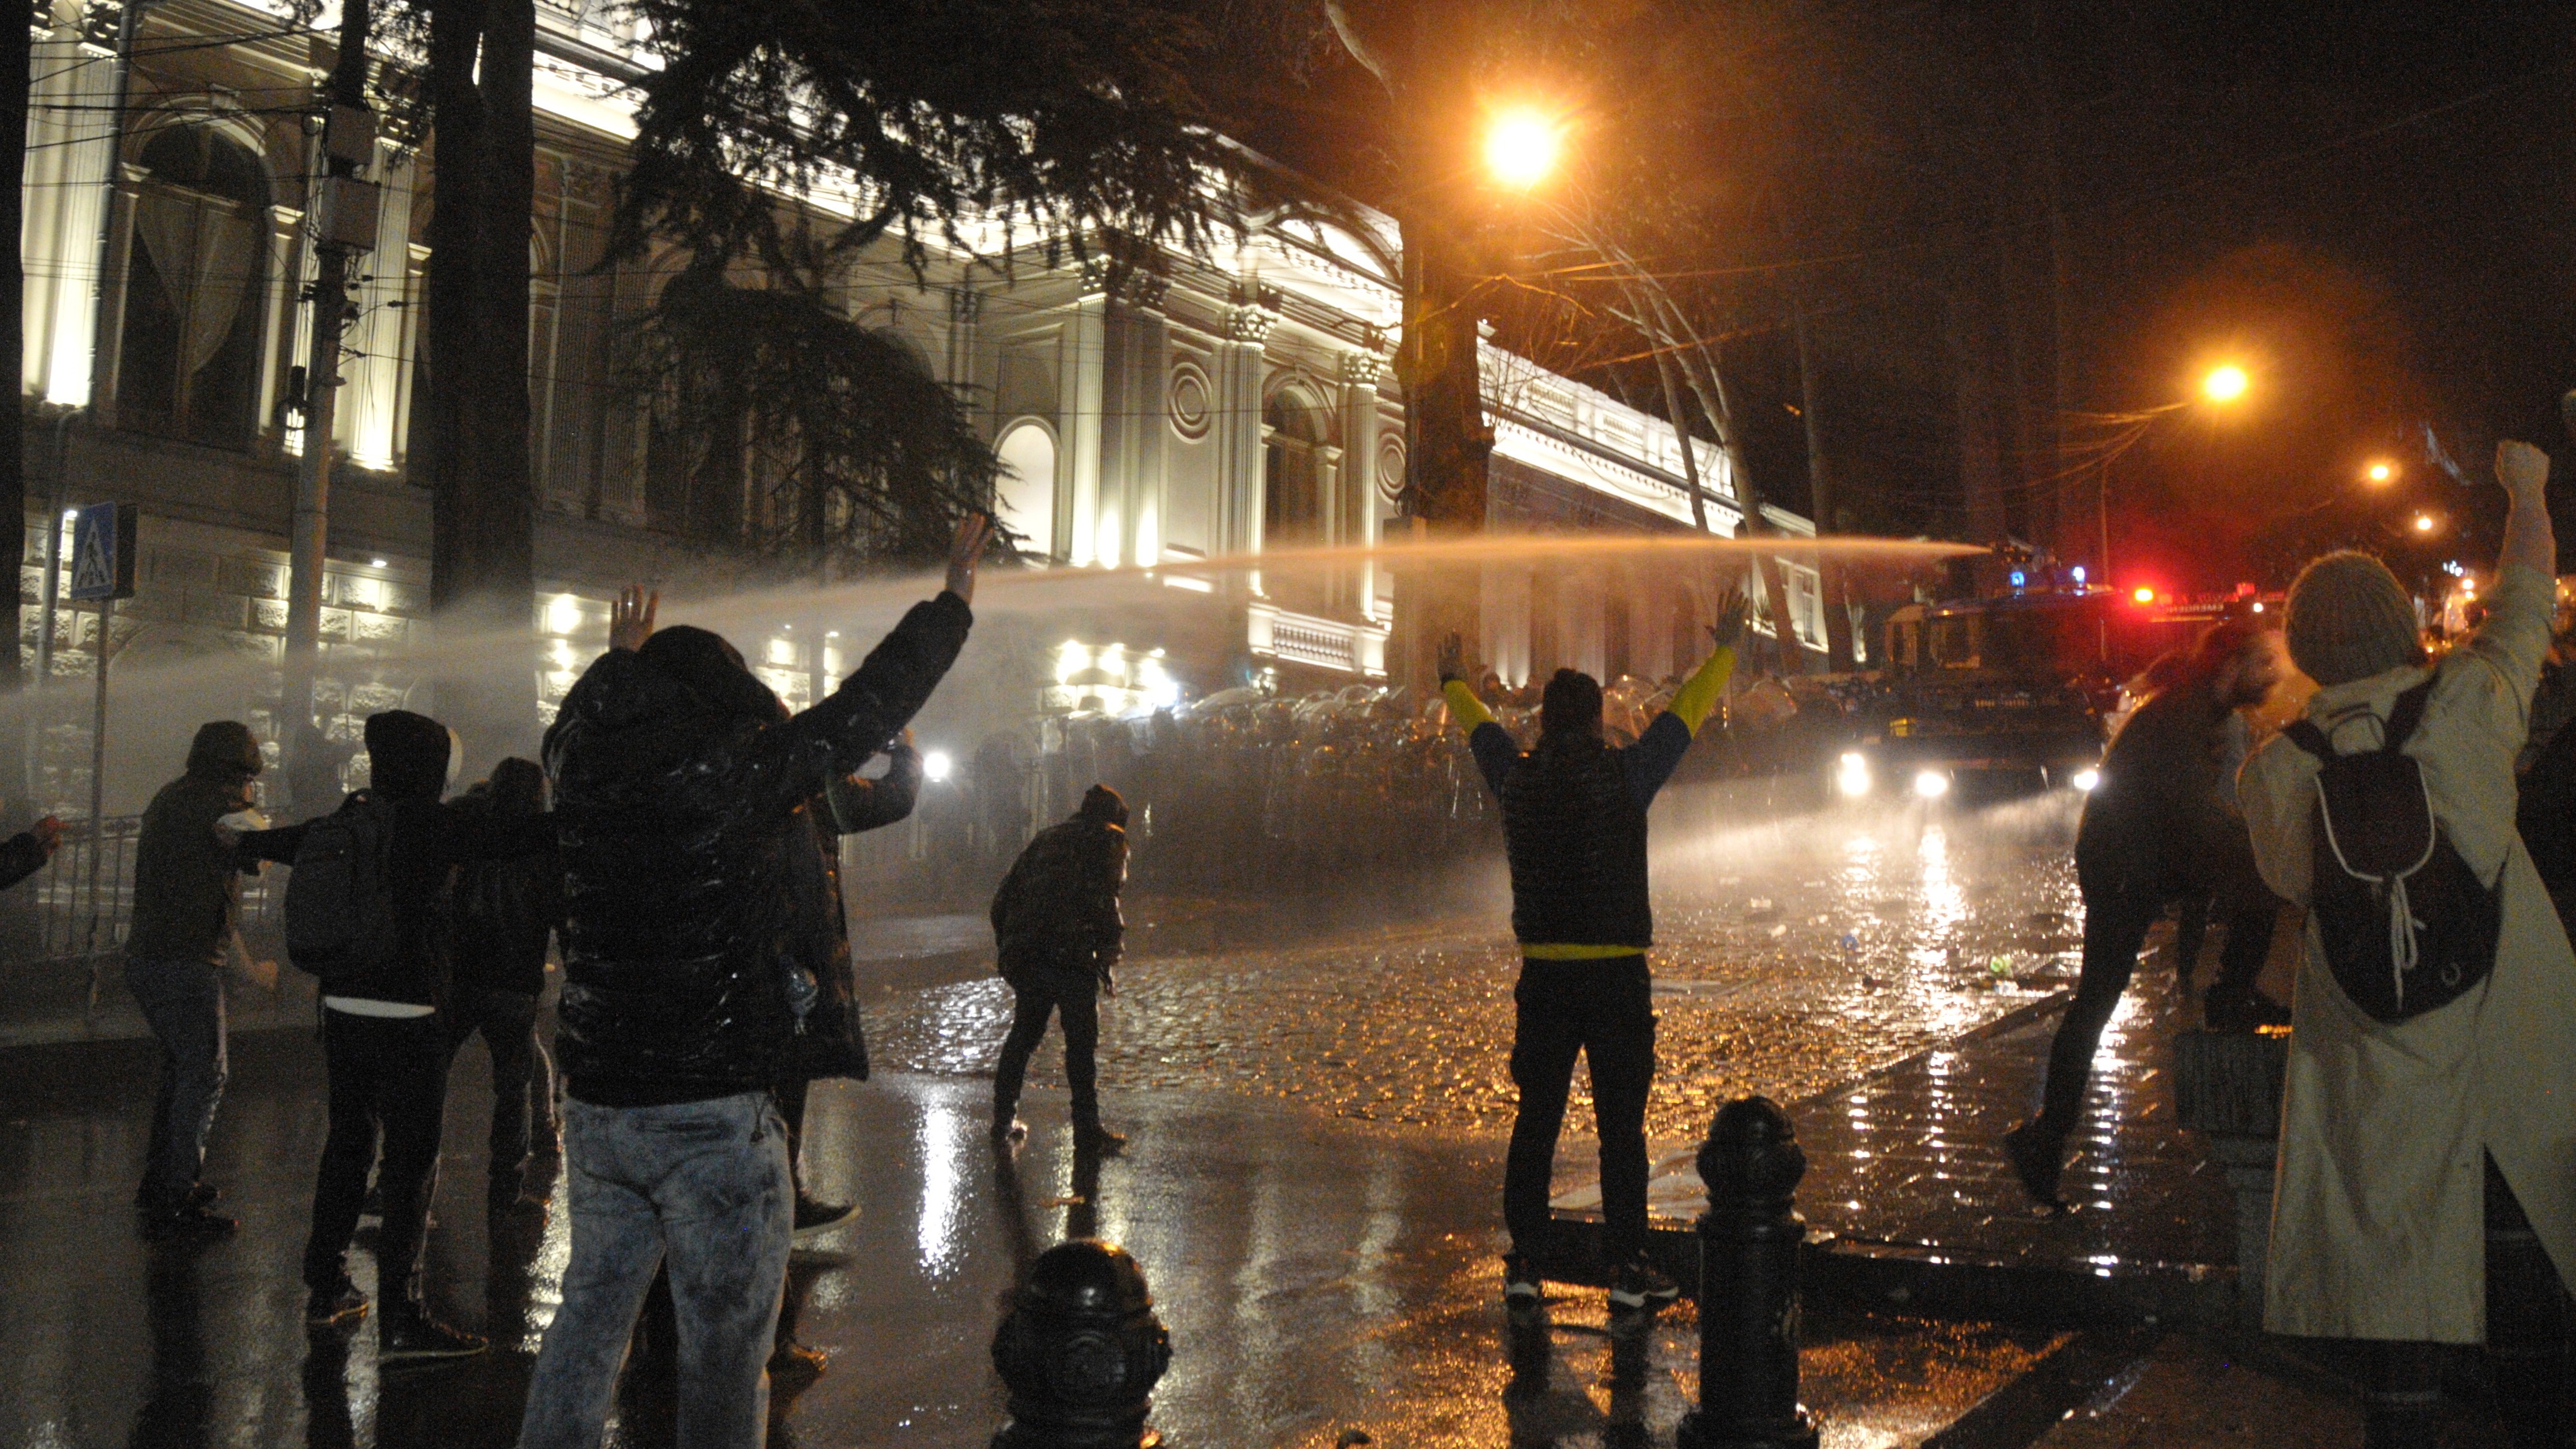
[2283,680,2502,1023]
[282,793,400,988]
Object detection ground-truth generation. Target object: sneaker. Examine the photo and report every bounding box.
[306,1276,371,1327]
[1502,1253,1542,1306]
[143,1204,238,1245]
[792,1194,858,1243]
[379,1310,487,1364]
[1607,1258,1681,1312]
[1073,1123,1127,1156]
[2002,1117,2070,1210]
[990,1116,1028,1143]
[2204,985,2293,1032]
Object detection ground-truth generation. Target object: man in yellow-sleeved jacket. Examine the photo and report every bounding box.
[1439,589,1748,1313]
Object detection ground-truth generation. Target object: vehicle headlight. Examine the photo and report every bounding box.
[1835,752,1872,798]
[1913,769,1950,800]
[2070,767,2101,793]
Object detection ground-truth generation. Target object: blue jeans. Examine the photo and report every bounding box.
[124,955,227,1214]
[519,1092,792,1449]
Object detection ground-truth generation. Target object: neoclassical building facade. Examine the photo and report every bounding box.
[14,0,1829,815]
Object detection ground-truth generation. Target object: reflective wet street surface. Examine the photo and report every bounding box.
[1,791,2351,1447]
[870,791,2090,1142]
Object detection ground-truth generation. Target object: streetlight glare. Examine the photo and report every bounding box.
[2414,514,2436,533]
[1483,109,1561,190]
[2366,461,2394,483]
[2202,365,2249,403]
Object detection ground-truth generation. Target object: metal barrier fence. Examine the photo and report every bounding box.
[1,815,299,1043]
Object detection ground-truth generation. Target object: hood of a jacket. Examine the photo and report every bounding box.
[639,625,782,725]
[364,709,451,801]
[185,721,263,783]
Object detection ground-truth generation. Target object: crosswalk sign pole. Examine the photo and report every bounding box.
[66,500,134,1005]
[82,597,110,1005]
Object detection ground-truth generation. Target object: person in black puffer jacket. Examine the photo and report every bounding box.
[446,757,561,1214]
[988,784,1129,1151]
[1440,591,1748,1316]
[517,515,987,1449]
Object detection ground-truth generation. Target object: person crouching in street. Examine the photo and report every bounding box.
[1441,589,1747,1313]
[236,711,557,1361]
[124,721,264,1243]
[2237,440,2576,1449]
[2002,617,2290,1208]
[989,783,1131,1153]
[446,757,562,1218]
[517,513,988,1449]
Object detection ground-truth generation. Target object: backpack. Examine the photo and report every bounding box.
[282,793,400,986]
[2283,680,2502,1023]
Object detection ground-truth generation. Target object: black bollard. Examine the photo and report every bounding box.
[991,1239,1172,1449]
[1677,1096,1819,1449]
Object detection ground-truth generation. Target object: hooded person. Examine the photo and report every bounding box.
[2236,443,2576,1449]
[2001,616,2291,1208]
[1439,591,1748,1315]
[988,783,1132,1152]
[446,756,563,1214]
[236,709,555,1361]
[517,514,987,1449]
[124,721,267,1241]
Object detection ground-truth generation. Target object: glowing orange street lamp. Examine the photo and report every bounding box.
[2414,514,2437,533]
[2366,460,2395,483]
[2132,586,2157,605]
[1483,108,1562,190]
[2202,365,2250,404]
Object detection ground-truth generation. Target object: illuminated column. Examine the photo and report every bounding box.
[36,11,121,406]
[1339,350,1386,618]
[1213,299,1276,558]
[1057,279,1107,565]
[338,147,415,470]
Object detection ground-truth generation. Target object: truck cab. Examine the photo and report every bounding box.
[1841,588,2121,800]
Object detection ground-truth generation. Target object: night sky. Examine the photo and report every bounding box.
[1204,0,2576,593]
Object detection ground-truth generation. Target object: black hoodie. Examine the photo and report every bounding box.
[243,711,554,1007]
[126,721,264,966]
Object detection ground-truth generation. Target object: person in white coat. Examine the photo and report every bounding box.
[2238,438,2575,1448]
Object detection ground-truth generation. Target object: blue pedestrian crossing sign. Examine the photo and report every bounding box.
[69,501,136,602]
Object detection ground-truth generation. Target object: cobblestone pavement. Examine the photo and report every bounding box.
[866,789,2089,1142]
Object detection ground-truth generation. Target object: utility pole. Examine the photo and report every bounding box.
[283,0,379,812]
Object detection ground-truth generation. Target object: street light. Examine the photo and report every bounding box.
[2366,461,2395,483]
[2202,365,2249,404]
[2414,514,2437,533]
[1483,108,1562,190]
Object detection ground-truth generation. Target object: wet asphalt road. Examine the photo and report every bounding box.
[870,789,2088,1143]
[0,788,2107,1447]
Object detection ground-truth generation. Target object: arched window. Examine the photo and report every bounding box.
[1262,388,1327,550]
[994,421,1057,559]
[117,124,270,447]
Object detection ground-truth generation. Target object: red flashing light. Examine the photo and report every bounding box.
[2132,586,2156,605]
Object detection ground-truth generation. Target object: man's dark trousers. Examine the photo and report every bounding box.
[306,1012,451,1306]
[992,962,1101,1127]
[125,955,229,1213]
[1505,955,1656,1263]
[2036,855,2275,1135]
[447,986,552,1198]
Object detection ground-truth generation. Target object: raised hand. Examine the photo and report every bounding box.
[1435,632,1468,685]
[2498,439,2551,506]
[32,816,62,856]
[609,584,658,653]
[946,512,996,605]
[1709,587,1751,650]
